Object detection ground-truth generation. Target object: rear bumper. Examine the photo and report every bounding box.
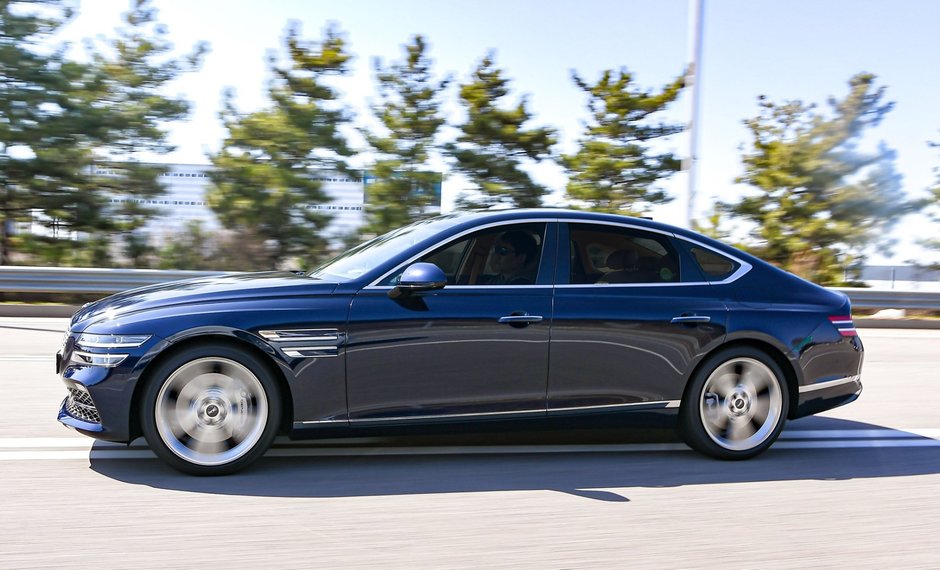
[792,375,862,418]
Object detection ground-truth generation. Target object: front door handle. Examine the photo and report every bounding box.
[498,314,544,325]
[670,315,711,324]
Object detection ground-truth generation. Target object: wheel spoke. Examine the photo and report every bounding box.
[190,437,226,456]
[708,371,738,399]
[751,394,770,425]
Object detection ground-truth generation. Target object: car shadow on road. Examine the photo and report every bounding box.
[89,416,940,502]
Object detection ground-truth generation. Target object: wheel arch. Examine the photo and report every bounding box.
[128,332,294,441]
[683,338,800,420]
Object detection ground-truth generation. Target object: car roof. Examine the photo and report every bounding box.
[434,208,774,269]
[439,208,686,236]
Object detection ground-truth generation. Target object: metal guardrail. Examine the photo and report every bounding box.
[829,287,940,310]
[0,267,938,310]
[0,266,230,294]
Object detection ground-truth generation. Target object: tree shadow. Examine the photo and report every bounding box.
[90,416,940,502]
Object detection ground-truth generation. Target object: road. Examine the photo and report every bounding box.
[1,318,938,569]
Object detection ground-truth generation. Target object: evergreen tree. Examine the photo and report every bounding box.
[208,22,353,268]
[563,69,685,214]
[76,0,206,243]
[362,35,448,236]
[447,53,556,208]
[725,73,911,285]
[0,0,204,266]
[921,139,940,269]
[0,0,76,264]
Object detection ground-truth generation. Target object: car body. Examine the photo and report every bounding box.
[56,209,864,474]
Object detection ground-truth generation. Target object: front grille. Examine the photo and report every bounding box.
[66,387,102,424]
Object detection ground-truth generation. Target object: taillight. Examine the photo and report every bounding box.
[828,315,857,337]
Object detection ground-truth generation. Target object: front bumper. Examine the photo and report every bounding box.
[56,335,165,443]
[57,370,137,442]
[793,375,862,418]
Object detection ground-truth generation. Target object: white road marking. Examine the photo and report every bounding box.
[857,330,940,339]
[0,428,938,461]
[781,428,940,439]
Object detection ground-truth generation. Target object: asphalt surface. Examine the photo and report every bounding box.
[1,318,938,569]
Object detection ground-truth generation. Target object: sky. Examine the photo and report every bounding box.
[50,0,940,264]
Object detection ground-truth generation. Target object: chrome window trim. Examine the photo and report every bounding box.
[679,236,753,285]
[565,218,677,237]
[798,375,860,394]
[563,220,753,287]
[554,282,709,289]
[366,218,558,289]
[364,216,753,290]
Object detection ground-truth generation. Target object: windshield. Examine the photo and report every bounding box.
[309,214,465,281]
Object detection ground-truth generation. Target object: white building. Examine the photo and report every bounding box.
[101,163,440,246]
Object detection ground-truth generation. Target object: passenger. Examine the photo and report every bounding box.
[488,231,538,285]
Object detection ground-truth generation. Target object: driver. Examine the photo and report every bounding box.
[488,231,538,285]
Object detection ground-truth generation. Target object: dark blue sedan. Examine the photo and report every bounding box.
[57,209,863,474]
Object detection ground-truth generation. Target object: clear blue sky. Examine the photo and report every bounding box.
[55,0,940,263]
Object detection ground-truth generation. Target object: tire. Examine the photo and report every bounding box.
[140,343,282,475]
[679,346,789,460]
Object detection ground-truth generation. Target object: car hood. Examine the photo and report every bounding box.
[71,272,339,328]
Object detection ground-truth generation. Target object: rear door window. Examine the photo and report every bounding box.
[567,224,680,284]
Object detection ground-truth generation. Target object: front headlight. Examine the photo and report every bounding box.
[75,334,151,349]
[70,351,130,367]
[70,334,151,367]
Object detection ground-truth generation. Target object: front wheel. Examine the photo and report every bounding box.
[141,344,282,475]
[679,347,789,460]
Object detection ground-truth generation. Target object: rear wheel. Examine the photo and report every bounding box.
[680,347,789,460]
[141,344,281,475]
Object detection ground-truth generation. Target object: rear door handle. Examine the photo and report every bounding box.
[498,315,544,324]
[670,315,711,324]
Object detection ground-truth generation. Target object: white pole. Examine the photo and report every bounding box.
[685,0,705,229]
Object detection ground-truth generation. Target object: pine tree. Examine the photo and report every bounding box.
[208,22,353,268]
[726,73,912,284]
[0,0,76,264]
[447,53,556,208]
[921,139,940,269]
[0,0,204,266]
[362,35,448,236]
[563,69,685,214]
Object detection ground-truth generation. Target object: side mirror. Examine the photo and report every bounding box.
[388,262,447,299]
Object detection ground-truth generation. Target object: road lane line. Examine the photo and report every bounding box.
[0,438,122,449]
[2,438,940,461]
[780,429,940,439]
[773,439,940,449]
[857,331,940,339]
[1,429,938,451]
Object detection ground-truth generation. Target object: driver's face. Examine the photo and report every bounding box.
[492,240,524,275]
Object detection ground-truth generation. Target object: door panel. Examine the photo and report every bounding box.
[346,221,556,421]
[547,222,728,412]
[549,285,727,410]
[346,287,552,420]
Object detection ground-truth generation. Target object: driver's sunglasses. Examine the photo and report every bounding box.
[493,245,515,256]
